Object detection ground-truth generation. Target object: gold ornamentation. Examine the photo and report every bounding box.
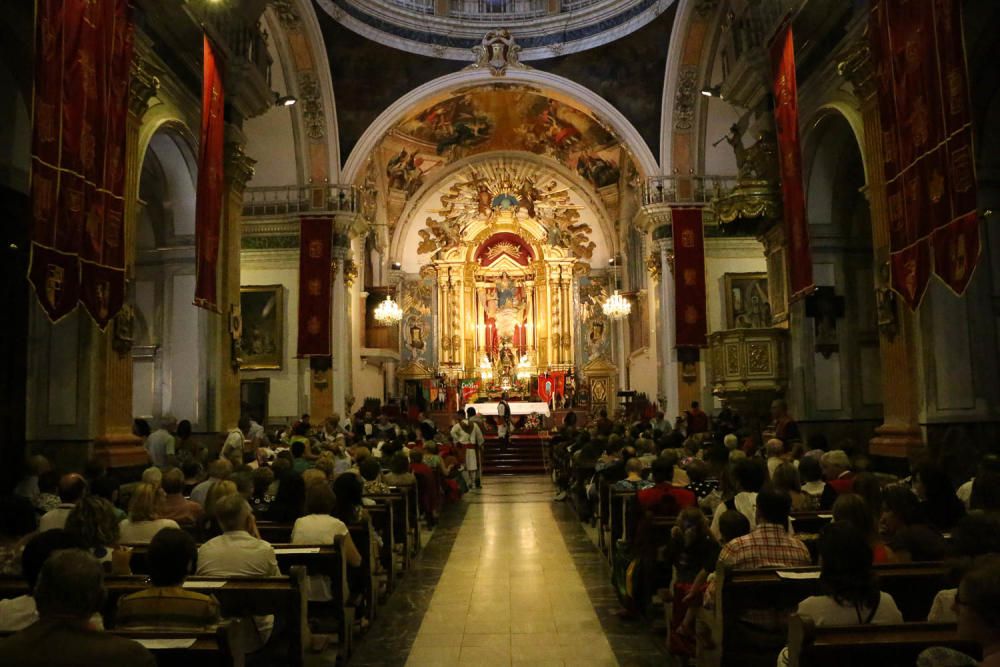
[726,344,740,375]
[466,30,531,77]
[646,252,661,280]
[343,259,357,288]
[747,343,770,373]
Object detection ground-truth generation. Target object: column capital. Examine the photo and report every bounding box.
[343,258,358,288]
[837,39,877,102]
[225,143,256,194]
[128,58,160,119]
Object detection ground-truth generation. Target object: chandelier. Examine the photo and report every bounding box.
[602,290,632,320]
[374,295,403,325]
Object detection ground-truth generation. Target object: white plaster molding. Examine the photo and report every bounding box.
[295,0,342,179]
[341,68,659,182]
[659,0,695,173]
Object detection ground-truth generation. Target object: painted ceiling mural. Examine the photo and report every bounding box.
[376,84,628,202]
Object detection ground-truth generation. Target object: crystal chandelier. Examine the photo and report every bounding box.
[602,290,631,320]
[373,295,402,325]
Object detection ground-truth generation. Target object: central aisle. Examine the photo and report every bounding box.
[405,477,618,666]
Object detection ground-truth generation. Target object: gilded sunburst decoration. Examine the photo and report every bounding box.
[417,162,596,260]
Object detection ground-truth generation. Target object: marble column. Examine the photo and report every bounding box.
[331,247,349,419]
[838,42,923,457]
[93,57,160,467]
[656,237,679,416]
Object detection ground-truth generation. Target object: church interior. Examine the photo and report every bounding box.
[2,0,1000,665]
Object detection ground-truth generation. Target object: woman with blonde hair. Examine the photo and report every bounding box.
[119,482,180,544]
[65,496,128,571]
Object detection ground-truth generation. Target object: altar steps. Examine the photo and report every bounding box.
[482,435,549,475]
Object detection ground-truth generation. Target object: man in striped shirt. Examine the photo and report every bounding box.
[116,529,219,629]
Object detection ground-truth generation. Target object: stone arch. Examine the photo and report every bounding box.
[389,151,619,271]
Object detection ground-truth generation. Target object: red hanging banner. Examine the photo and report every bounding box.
[537,373,553,403]
[28,0,133,327]
[671,207,707,348]
[770,23,814,303]
[870,0,978,308]
[297,217,332,357]
[194,35,225,312]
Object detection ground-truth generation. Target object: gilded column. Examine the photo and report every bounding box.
[838,42,923,457]
[93,56,160,468]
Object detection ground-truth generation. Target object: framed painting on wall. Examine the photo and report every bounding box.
[239,285,283,370]
[724,273,771,329]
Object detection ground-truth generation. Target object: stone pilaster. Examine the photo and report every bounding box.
[655,236,678,415]
[220,142,255,430]
[93,55,160,468]
[838,40,923,457]
[330,246,350,417]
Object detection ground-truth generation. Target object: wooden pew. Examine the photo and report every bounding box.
[366,501,397,596]
[788,511,833,535]
[786,616,980,667]
[608,489,637,559]
[0,621,246,667]
[369,490,411,571]
[713,561,952,667]
[0,570,308,667]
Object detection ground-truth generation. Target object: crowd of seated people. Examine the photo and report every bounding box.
[550,399,1000,666]
[0,406,485,661]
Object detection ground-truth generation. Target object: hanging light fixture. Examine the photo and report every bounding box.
[602,256,631,320]
[374,295,402,325]
[602,290,632,320]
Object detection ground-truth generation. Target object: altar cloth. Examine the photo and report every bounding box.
[470,401,551,417]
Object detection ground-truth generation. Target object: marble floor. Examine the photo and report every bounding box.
[350,476,666,667]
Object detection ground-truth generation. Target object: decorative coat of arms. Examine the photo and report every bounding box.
[466,29,531,77]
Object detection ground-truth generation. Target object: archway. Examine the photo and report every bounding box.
[131,126,211,429]
[796,111,883,438]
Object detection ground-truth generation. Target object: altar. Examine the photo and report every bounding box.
[471,401,551,417]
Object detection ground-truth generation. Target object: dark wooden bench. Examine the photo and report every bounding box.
[0,569,307,667]
[786,616,980,667]
[0,621,246,667]
[788,511,833,535]
[713,561,952,667]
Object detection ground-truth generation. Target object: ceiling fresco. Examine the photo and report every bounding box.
[376,84,628,205]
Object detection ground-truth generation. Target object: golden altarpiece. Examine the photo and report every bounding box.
[396,164,602,399]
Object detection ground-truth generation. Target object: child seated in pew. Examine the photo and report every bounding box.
[776,523,903,666]
[664,507,722,659]
[116,529,220,630]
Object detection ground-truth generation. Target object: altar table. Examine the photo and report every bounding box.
[470,401,551,417]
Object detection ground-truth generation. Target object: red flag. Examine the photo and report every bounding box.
[870,0,978,308]
[932,212,980,296]
[538,373,552,403]
[770,24,814,303]
[551,370,566,400]
[297,218,332,356]
[672,208,707,348]
[29,0,132,327]
[194,35,225,312]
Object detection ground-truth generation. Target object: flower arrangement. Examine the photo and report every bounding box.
[523,412,542,432]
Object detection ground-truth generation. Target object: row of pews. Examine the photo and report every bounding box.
[554,458,975,667]
[0,485,422,666]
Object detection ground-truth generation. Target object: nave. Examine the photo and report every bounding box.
[352,477,664,667]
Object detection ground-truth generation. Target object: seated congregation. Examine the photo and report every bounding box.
[550,403,1000,667]
[0,408,486,665]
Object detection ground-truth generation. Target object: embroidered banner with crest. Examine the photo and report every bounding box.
[297,217,332,357]
[29,0,133,328]
[770,23,814,303]
[671,207,707,348]
[870,0,978,308]
[194,35,225,312]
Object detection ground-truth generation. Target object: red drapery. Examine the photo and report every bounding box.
[870,0,978,308]
[672,207,707,348]
[194,35,225,312]
[297,217,332,357]
[29,0,133,328]
[770,23,814,303]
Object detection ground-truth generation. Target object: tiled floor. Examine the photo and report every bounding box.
[351,476,666,667]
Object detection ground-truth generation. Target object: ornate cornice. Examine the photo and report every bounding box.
[712,180,781,225]
[226,144,257,194]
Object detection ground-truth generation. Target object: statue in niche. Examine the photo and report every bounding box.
[717,110,779,183]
